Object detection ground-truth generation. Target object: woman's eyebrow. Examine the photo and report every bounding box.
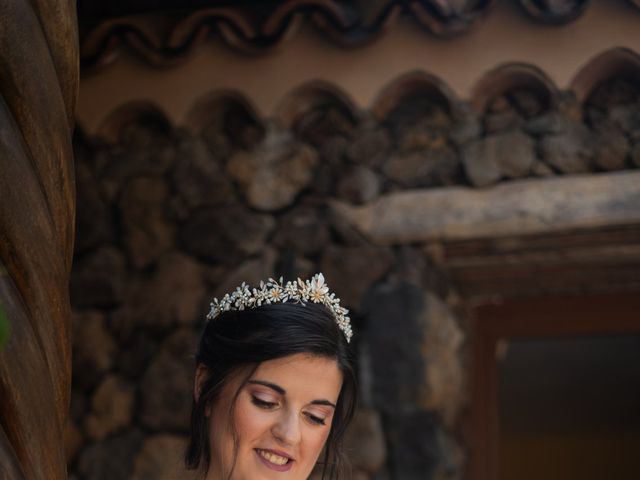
[248,380,336,408]
[248,379,285,394]
[310,399,336,409]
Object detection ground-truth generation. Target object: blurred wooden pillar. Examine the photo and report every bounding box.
[0,1,78,479]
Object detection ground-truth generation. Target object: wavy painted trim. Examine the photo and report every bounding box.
[80,1,640,71]
[80,0,501,70]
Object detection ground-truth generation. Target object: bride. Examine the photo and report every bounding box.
[186,273,357,480]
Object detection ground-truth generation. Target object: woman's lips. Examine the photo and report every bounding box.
[255,448,294,472]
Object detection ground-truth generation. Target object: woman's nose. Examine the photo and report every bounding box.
[271,410,302,446]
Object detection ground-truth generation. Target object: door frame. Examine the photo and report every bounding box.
[468,292,640,480]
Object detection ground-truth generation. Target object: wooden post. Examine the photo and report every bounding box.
[0,1,78,479]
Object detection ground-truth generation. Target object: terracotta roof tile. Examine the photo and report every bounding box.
[80,0,639,70]
[86,47,639,137]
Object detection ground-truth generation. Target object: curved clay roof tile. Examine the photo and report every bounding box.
[471,62,558,112]
[185,90,264,135]
[371,70,460,121]
[274,80,359,130]
[571,47,640,103]
[407,0,496,36]
[86,48,640,135]
[515,0,591,25]
[97,100,173,143]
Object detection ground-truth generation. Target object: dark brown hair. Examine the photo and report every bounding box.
[185,301,357,479]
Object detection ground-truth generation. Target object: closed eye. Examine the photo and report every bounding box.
[304,412,326,425]
[251,396,277,409]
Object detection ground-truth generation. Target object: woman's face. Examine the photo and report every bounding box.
[204,353,343,480]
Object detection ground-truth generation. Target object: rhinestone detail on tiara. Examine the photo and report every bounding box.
[207,273,352,343]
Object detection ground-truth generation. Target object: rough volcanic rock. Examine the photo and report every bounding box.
[486,94,511,114]
[171,135,235,212]
[462,131,536,187]
[419,293,464,425]
[398,127,449,153]
[213,249,277,298]
[72,310,117,390]
[180,204,274,265]
[294,105,355,147]
[592,123,630,171]
[201,123,233,159]
[509,88,545,118]
[483,94,524,134]
[119,176,174,269]
[76,428,144,480]
[310,468,369,480]
[115,332,159,379]
[449,104,482,146]
[344,409,387,474]
[384,410,441,480]
[539,123,594,174]
[227,113,265,151]
[111,252,207,339]
[131,435,191,480]
[483,110,524,134]
[361,282,464,480]
[362,282,463,418]
[531,160,556,177]
[393,246,451,299]
[64,418,83,464]
[309,162,338,196]
[70,246,127,309]
[632,142,640,168]
[320,244,394,308]
[70,389,88,425]
[360,282,434,478]
[100,137,176,202]
[84,374,136,441]
[526,91,582,136]
[228,131,318,210]
[326,207,370,246]
[432,428,466,480]
[337,166,381,204]
[587,78,639,112]
[525,112,571,135]
[361,281,428,409]
[139,329,197,431]
[319,135,348,166]
[119,115,174,149]
[273,206,330,255]
[313,135,349,196]
[75,160,114,254]
[386,99,452,146]
[383,147,460,188]
[345,125,393,168]
[275,252,316,282]
[609,104,640,142]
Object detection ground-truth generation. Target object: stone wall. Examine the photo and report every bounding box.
[67,76,640,480]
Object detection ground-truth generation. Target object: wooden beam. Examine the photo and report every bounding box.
[330,171,640,245]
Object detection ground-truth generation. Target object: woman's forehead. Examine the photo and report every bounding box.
[251,354,343,398]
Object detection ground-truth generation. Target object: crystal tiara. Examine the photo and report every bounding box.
[207,273,352,343]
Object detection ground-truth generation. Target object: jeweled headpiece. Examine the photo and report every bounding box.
[207,273,352,343]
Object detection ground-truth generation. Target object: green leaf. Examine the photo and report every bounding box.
[0,303,9,349]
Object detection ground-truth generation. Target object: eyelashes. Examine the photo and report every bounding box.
[304,413,326,425]
[251,395,277,409]
[250,395,327,425]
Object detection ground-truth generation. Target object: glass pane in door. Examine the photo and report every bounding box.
[498,334,640,480]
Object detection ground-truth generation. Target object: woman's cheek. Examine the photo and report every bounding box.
[234,396,273,440]
[306,423,332,460]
